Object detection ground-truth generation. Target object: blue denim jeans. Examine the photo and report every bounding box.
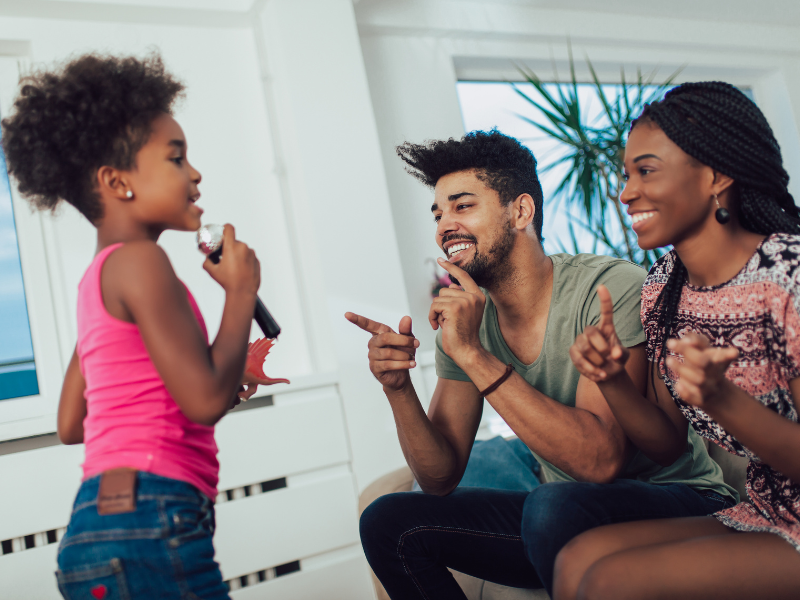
[56,472,229,600]
[360,480,732,599]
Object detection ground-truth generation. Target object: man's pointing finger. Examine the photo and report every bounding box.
[345,312,393,335]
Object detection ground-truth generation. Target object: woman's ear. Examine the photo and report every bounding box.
[711,170,736,198]
[513,193,536,231]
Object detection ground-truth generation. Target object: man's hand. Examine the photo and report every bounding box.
[429,258,486,366]
[345,313,419,391]
[666,333,739,410]
[569,285,629,382]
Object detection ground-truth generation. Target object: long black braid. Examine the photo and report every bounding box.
[636,82,800,522]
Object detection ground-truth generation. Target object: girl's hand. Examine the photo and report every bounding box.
[666,333,739,409]
[203,224,260,296]
[569,285,629,382]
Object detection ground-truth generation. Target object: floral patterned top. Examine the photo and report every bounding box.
[642,233,800,552]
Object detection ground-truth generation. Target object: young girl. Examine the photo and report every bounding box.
[561,82,800,599]
[2,54,281,599]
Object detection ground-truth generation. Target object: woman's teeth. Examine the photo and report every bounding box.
[447,242,474,258]
[631,211,656,225]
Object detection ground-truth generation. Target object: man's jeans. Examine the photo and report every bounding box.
[360,479,732,599]
[56,472,229,600]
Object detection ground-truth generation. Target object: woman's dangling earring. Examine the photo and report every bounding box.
[714,193,730,224]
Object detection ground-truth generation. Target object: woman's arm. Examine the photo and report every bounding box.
[668,334,800,481]
[570,285,689,466]
[103,226,260,426]
[58,347,87,444]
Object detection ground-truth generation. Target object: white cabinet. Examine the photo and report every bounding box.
[0,378,375,600]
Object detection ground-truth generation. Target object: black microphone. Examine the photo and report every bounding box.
[197,224,281,339]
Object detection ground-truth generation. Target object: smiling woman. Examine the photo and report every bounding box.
[0,149,38,401]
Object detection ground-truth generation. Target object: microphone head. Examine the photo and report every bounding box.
[196,224,224,256]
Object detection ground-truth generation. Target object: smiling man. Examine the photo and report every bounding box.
[349,130,736,599]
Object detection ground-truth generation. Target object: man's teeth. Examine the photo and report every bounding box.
[631,211,656,225]
[447,242,474,257]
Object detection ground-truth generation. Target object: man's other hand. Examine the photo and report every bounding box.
[429,258,486,366]
[345,312,419,392]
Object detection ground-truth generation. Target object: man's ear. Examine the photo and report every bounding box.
[96,166,132,201]
[512,193,536,231]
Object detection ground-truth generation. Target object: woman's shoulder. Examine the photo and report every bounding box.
[756,233,800,270]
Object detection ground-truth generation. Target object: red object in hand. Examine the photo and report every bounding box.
[245,338,290,385]
[90,584,107,600]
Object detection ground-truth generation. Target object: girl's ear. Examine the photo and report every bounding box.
[96,166,132,201]
[513,193,536,231]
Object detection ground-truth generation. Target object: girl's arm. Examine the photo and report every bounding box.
[570,285,689,466]
[103,225,259,426]
[668,334,800,482]
[57,347,87,444]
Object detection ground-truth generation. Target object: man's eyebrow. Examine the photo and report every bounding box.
[633,153,661,163]
[168,139,186,150]
[448,191,475,201]
[431,191,476,212]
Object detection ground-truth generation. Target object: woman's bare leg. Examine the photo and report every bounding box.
[552,515,800,600]
[579,529,800,599]
[553,516,727,600]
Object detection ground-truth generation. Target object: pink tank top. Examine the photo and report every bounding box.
[77,243,219,499]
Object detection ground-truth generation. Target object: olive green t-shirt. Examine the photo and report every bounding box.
[435,253,738,503]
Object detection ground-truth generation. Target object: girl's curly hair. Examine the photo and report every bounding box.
[2,52,185,222]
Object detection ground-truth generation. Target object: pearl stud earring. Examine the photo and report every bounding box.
[126,190,133,199]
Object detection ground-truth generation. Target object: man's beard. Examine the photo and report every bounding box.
[449,221,515,289]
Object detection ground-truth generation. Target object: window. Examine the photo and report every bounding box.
[0,149,38,401]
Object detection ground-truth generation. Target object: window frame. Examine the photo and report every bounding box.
[0,57,66,441]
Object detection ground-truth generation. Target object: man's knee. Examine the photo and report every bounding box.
[521,482,605,566]
[523,483,593,538]
[360,493,405,555]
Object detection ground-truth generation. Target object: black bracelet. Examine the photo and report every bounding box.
[480,363,514,397]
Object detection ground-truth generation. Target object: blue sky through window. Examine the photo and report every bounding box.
[0,149,38,401]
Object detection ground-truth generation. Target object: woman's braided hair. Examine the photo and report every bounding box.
[634,81,800,378]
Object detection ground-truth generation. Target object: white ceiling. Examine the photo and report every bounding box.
[6,0,800,29]
[44,0,253,9]
[359,0,800,29]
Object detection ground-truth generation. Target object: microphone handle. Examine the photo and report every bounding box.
[208,248,281,339]
[254,297,281,339]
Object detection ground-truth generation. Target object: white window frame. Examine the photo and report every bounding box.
[0,57,66,441]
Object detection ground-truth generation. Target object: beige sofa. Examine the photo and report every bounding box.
[359,441,748,600]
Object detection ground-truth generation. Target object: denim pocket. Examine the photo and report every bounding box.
[56,557,131,600]
[166,500,214,549]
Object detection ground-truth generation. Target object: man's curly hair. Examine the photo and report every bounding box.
[2,52,185,223]
[396,130,545,241]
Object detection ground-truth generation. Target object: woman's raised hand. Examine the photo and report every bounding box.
[666,333,739,409]
[569,285,629,382]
